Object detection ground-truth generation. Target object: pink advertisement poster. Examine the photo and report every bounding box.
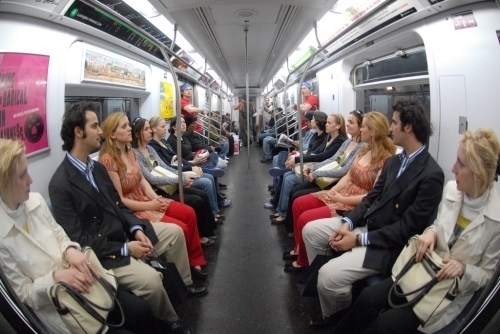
[0,53,49,156]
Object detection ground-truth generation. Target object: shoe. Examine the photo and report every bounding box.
[203,168,225,178]
[186,284,208,297]
[309,314,336,328]
[209,235,218,240]
[270,189,276,195]
[268,167,288,177]
[268,184,274,190]
[269,213,279,219]
[191,267,208,280]
[167,321,191,334]
[288,232,295,239]
[215,213,225,220]
[263,202,274,209]
[201,239,216,246]
[282,251,298,260]
[284,262,306,273]
[271,217,285,224]
[260,157,272,163]
[309,310,348,328]
[218,183,227,189]
[221,199,233,207]
[219,192,227,199]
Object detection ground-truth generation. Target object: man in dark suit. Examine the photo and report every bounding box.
[49,102,205,334]
[302,102,444,328]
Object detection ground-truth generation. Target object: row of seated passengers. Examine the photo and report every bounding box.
[0,101,240,334]
[259,102,500,333]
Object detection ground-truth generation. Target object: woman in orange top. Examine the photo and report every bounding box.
[99,112,206,275]
[285,112,396,271]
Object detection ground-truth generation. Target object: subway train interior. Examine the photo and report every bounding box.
[1,0,500,333]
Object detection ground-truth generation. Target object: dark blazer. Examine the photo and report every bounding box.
[48,157,159,270]
[345,149,444,275]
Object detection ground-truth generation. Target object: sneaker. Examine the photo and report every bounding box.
[263,202,274,209]
[260,157,272,163]
[221,199,233,207]
[268,167,288,177]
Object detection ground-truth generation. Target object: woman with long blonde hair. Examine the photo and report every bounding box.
[99,112,208,276]
[285,112,396,272]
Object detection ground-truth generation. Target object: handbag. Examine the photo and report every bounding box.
[296,249,335,297]
[144,252,189,305]
[47,247,124,334]
[314,151,346,189]
[389,236,460,326]
[150,166,179,195]
[294,162,315,177]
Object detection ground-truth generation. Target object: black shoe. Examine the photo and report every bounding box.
[268,184,274,190]
[309,314,336,329]
[186,284,208,297]
[260,157,271,163]
[270,189,276,195]
[191,267,208,280]
[218,183,227,189]
[282,251,298,261]
[284,262,306,273]
[167,321,191,334]
[219,192,227,199]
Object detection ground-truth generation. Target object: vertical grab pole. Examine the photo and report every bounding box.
[244,24,251,171]
[297,56,316,182]
[158,47,184,203]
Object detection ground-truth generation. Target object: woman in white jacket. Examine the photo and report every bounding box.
[331,127,500,334]
[0,139,151,334]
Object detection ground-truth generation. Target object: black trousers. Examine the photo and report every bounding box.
[169,187,217,238]
[333,277,421,334]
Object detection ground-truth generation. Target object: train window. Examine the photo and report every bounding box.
[358,84,430,127]
[64,97,140,125]
[353,49,428,85]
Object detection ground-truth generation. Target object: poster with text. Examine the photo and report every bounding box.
[159,81,174,119]
[0,53,49,156]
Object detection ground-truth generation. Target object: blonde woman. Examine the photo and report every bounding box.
[98,113,207,275]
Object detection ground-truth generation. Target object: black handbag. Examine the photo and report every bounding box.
[144,252,189,305]
[296,250,335,297]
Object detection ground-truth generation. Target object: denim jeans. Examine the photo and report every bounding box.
[263,137,277,159]
[192,174,219,215]
[276,170,301,217]
[215,141,229,159]
[201,152,220,169]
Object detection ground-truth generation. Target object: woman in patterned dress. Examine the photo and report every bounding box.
[98,112,206,272]
[285,112,396,271]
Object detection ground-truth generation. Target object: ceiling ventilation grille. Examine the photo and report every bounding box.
[260,5,300,85]
[192,7,236,85]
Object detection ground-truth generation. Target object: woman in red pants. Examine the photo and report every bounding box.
[99,112,206,273]
[285,112,396,272]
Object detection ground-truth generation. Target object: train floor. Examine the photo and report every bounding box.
[177,144,332,334]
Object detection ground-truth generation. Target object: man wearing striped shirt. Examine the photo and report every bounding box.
[303,102,444,328]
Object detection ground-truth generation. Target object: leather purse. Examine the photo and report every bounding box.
[47,247,124,334]
[389,236,459,326]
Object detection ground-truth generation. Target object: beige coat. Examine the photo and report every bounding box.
[420,181,500,333]
[0,192,80,334]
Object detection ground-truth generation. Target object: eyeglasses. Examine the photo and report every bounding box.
[132,117,143,127]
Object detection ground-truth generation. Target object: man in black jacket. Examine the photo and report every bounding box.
[49,102,206,334]
[302,102,444,328]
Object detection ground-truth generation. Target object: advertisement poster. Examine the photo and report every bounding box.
[83,50,146,89]
[159,81,174,119]
[0,53,49,156]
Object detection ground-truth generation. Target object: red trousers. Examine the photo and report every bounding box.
[292,194,331,267]
[161,201,206,267]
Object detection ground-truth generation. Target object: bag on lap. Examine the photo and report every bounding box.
[314,151,346,189]
[47,247,124,334]
[389,236,459,326]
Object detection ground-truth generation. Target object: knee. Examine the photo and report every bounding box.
[302,222,316,243]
